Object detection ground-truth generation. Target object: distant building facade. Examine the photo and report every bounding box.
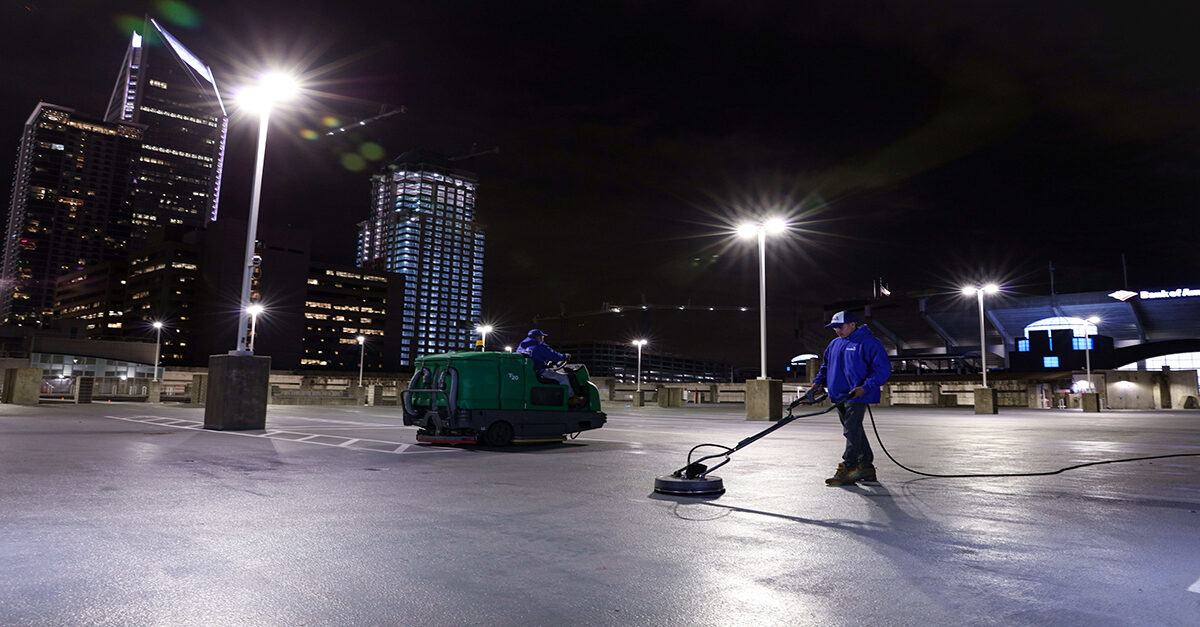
[357,150,484,366]
[556,341,731,384]
[2,104,144,326]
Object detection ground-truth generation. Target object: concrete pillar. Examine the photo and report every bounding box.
[349,385,366,406]
[667,387,684,407]
[745,378,782,421]
[147,380,162,404]
[5,368,42,405]
[633,390,645,407]
[657,381,686,408]
[1081,392,1101,412]
[366,384,379,407]
[974,387,999,414]
[73,376,94,404]
[805,358,820,382]
[1157,373,1171,409]
[203,354,270,431]
[190,374,208,406]
[880,384,892,407]
[709,384,721,404]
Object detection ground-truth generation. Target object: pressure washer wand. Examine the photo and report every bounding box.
[731,395,837,451]
[674,395,837,478]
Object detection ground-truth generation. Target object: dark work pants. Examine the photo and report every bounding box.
[837,402,873,467]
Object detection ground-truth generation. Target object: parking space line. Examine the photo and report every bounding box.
[103,415,456,456]
[1189,577,1200,594]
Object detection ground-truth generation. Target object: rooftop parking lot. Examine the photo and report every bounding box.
[1,402,1197,625]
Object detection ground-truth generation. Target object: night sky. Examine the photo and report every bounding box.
[3,1,1199,367]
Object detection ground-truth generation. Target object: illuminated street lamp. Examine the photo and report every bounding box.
[152,321,164,381]
[961,284,1000,387]
[1084,316,1100,391]
[246,304,265,353]
[504,346,513,353]
[737,217,787,379]
[632,339,648,392]
[357,335,366,386]
[475,324,493,352]
[231,71,298,355]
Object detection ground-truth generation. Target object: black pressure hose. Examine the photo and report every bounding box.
[865,405,1200,478]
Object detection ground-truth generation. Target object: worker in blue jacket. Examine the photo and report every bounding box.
[517,329,572,387]
[809,310,892,486]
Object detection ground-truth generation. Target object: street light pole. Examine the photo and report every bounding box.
[357,335,365,386]
[633,339,647,392]
[152,321,164,381]
[475,324,492,352]
[234,110,271,355]
[756,228,767,380]
[738,218,787,380]
[1085,316,1100,391]
[247,304,264,353]
[231,72,297,355]
[962,284,999,388]
[975,289,986,388]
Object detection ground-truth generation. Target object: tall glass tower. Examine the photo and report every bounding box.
[105,18,228,236]
[357,151,484,365]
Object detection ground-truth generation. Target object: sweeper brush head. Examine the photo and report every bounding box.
[653,474,725,496]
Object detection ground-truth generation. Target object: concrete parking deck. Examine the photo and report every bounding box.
[1,402,1198,625]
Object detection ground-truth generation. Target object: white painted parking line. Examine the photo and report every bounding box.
[103,415,456,456]
[1188,577,1200,594]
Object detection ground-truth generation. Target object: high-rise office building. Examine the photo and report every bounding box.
[357,150,484,365]
[105,18,228,235]
[3,19,225,326]
[1,104,144,325]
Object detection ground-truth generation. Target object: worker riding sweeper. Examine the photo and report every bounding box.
[401,347,607,446]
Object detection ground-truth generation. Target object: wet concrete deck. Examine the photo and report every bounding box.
[1,402,1197,625]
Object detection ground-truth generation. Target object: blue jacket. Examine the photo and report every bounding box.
[812,325,891,403]
[517,337,568,373]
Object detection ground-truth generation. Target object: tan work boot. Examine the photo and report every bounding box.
[825,463,860,486]
[856,463,877,483]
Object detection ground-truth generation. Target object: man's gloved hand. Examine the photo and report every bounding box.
[848,386,865,399]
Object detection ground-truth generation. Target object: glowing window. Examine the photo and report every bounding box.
[1017,339,1030,352]
[1043,356,1060,368]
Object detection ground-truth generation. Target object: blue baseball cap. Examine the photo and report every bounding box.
[824,310,859,328]
[527,329,548,338]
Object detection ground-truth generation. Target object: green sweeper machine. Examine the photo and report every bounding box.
[401,351,607,446]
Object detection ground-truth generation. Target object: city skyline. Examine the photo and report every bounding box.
[3,1,1200,368]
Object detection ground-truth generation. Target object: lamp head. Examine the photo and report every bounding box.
[357,335,365,344]
[246,304,265,316]
[736,222,759,239]
[763,217,787,234]
[152,321,164,329]
[236,71,299,114]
